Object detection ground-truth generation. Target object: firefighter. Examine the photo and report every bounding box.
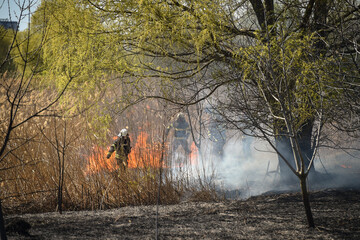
[172,113,191,155]
[205,107,226,159]
[208,121,226,159]
[106,128,131,171]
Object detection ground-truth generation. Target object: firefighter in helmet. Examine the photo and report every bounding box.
[171,113,191,155]
[107,128,131,170]
[208,121,226,159]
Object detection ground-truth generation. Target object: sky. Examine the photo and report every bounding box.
[0,0,40,31]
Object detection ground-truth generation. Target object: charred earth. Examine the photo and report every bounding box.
[4,188,360,239]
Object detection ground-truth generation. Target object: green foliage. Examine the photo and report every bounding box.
[238,29,339,132]
[26,1,116,131]
[93,0,230,68]
[34,0,358,141]
[10,29,45,76]
[41,0,105,87]
[0,27,16,72]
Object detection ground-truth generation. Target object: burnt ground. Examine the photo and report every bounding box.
[4,188,360,240]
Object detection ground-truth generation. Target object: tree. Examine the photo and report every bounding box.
[41,0,360,228]
[222,31,338,227]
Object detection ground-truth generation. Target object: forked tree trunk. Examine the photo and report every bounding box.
[300,175,315,228]
[275,122,316,228]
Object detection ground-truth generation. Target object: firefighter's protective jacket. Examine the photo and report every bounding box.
[173,116,190,139]
[107,135,131,159]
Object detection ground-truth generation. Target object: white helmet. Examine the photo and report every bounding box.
[118,128,128,137]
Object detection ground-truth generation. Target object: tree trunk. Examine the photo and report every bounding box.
[57,182,63,214]
[300,175,315,228]
[0,200,7,240]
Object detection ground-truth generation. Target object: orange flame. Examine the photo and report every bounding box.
[85,145,118,174]
[189,141,198,165]
[128,131,166,168]
[340,164,352,169]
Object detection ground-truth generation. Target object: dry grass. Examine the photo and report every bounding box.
[0,94,216,215]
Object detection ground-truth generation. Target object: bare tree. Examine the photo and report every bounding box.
[0,1,74,238]
[36,116,82,214]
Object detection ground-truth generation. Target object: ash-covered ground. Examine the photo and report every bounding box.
[5,188,360,240]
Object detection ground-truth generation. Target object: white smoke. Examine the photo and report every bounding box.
[168,133,281,198]
[215,136,360,196]
[169,133,360,199]
[213,135,278,198]
[310,147,360,190]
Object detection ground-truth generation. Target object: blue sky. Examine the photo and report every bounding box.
[0,0,40,31]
